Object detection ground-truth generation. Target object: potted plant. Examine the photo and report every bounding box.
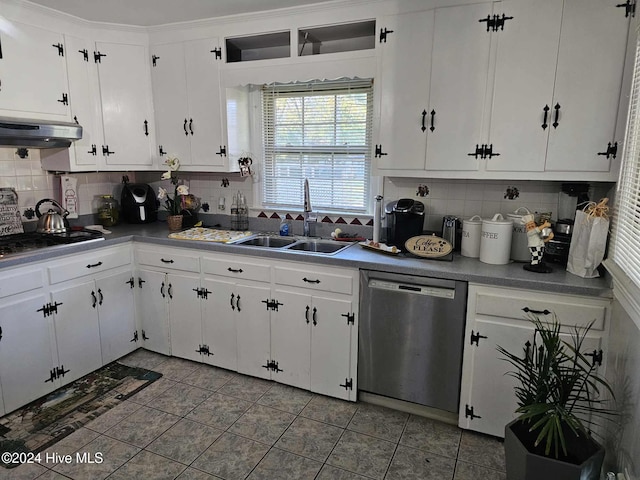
[498,315,616,480]
[157,156,189,231]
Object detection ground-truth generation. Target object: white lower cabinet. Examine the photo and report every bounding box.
[167,272,203,363]
[458,284,610,438]
[96,271,138,364]
[50,280,104,385]
[0,294,56,414]
[201,278,238,371]
[271,290,355,400]
[136,269,172,356]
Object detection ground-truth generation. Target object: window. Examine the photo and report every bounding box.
[261,79,373,214]
[611,35,640,288]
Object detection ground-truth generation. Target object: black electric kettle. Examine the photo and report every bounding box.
[35,198,70,234]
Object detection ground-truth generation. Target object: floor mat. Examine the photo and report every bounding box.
[0,361,162,468]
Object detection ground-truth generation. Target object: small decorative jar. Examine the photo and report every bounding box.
[167,214,183,231]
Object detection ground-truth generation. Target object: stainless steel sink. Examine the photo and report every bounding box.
[284,239,350,254]
[233,235,297,248]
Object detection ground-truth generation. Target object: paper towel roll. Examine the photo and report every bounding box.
[373,195,383,243]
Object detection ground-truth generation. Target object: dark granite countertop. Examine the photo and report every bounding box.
[0,223,612,298]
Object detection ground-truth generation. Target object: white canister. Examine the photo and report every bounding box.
[480,213,513,265]
[506,207,532,262]
[461,215,483,258]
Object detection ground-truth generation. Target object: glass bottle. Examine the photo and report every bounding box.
[98,195,119,227]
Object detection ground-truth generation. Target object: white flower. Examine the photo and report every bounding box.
[164,156,180,171]
[157,187,167,200]
[161,170,172,180]
[176,185,189,195]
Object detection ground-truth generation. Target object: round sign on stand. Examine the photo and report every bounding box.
[404,235,453,258]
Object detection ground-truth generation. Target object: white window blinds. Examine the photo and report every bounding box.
[611,35,640,287]
[261,79,373,214]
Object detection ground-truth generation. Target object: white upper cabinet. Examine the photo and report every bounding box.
[151,38,242,172]
[377,10,434,171]
[426,3,494,171]
[544,0,629,173]
[60,35,104,169]
[0,21,69,118]
[488,0,563,173]
[95,41,156,169]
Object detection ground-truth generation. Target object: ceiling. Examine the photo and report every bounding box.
[26,0,339,26]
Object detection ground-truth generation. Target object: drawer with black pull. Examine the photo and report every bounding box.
[47,245,131,284]
[202,255,270,282]
[274,264,355,295]
[472,285,608,330]
[136,247,199,273]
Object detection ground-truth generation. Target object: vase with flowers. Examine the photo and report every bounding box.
[157,156,189,231]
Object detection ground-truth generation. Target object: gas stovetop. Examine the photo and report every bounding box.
[0,229,104,260]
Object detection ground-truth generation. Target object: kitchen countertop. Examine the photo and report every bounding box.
[0,223,612,297]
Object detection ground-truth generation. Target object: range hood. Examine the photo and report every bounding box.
[0,117,82,148]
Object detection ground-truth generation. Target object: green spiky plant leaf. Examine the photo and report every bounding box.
[497,314,617,459]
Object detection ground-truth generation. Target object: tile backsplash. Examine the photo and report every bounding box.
[384,177,615,232]
[0,147,129,223]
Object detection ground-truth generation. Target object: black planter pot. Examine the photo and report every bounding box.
[504,420,605,480]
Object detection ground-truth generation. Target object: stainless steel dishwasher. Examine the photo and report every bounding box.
[358,270,467,413]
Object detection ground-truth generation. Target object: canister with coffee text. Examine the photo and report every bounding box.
[479,213,513,265]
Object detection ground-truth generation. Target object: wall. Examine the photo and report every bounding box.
[0,147,126,226]
[603,300,640,479]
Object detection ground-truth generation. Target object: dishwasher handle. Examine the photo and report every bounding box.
[368,279,455,299]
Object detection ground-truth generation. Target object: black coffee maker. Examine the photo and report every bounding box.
[385,199,425,251]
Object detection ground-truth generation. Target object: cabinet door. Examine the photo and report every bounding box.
[201,277,238,371]
[487,0,563,172]
[271,290,311,390]
[167,272,202,362]
[311,296,354,401]
[97,270,137,364]
[426,3,493,171]
[64,35,103,168]
[137,269,170,355]
[150,43,191,163]
[235,283,272,379]
[51,281,103,385]
[0,295,56,413]
[96,42,154,167]
[545,0,629,172]
[377,10,434,171]
[458,318,533,437]
[185,38,226,168]
[0,21,69,117]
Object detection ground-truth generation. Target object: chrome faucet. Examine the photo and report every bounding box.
[303,178,316,236]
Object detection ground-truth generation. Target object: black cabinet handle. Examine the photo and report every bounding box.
[183,119,188,135]
[152,54,160,66]
[86,261,103,268]
[98,289,103,305]
[142,330,149,341]
[541,105,549,130]
[91,290,97,308]
[216,145,227,156]
[303,277,320,284]
[421,110,427,132]
[144,120,149,136]
[312,307,317,326]
[88,144,97,155]
[597,142,618,159]
[94,51,106,63]
[236,295,241,312]
[305,305,310,324]
[78,49,88,61]
[430,109,436,132]
[522,307,551,315]
[57,93,69,105]
[230,293,235,310]
[228,267,243,273]
[189,118,193,135]
[159,145,167,156]
[167,283,173,299]
[0,325,3,341]
[102,145,114,156]
[468,144,483,158]
[161,258,174,264]
[161,282,165,298]
[553,103,561,128]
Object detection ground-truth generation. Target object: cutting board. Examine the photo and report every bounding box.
[168,227,253,243]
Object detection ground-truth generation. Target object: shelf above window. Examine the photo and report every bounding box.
[298,20,376,57]
[226,31,291,63]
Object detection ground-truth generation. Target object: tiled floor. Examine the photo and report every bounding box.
[1,350,506,480]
